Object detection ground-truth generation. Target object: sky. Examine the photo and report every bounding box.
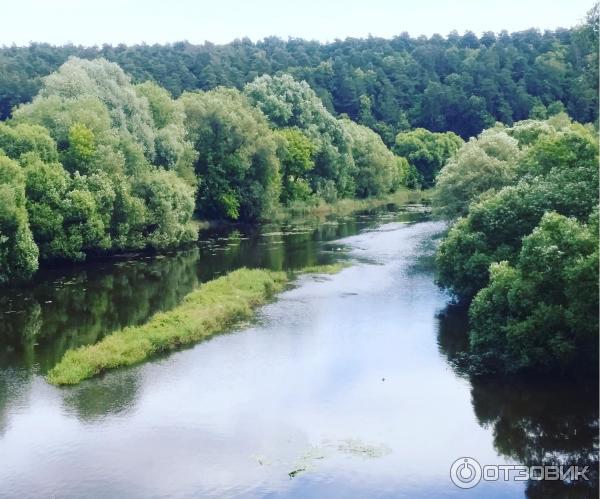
[1,0,594,46]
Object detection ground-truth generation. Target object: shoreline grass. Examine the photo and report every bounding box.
[47,263,350,386]
[271,188,429,221]
[193,189,429,228]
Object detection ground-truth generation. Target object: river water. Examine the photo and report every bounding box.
[0,206,597,498]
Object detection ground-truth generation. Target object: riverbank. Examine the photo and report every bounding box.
[271,189,429,221]
[47,264,346,385]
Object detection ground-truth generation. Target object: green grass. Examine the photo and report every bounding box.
[47,255,353,386]
[297,262,351,275]
[272,188,428,221]
[47,268,288,386]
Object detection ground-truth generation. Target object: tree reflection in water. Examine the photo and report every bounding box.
[437,304,599,499]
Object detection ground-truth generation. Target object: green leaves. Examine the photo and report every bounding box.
[435,116,599,375]
[244,74,355,199]
[276,128,315,204]
[181,88,280,221]
[393,128,463,187]
[0,154,38,282]
[433,127,521,219]
[469,212,599,373]
[341,119,404,198]
[0,59,199,279]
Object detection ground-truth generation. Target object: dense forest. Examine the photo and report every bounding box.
[0,58,431,283]
[0,6,598,144]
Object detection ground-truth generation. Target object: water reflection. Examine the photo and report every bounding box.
[0,207,427,424]
[436,305,599,499]
[0,249,201,371]
[0,208,595,498]
[0,208,424,373]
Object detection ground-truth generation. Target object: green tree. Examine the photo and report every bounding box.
[135,81,197,185]
[39,57,156,159]
[436,121,598,300]
[341,119,406,197]
[0,122,58,163]
[469,211,598,374]
[131,169,197,248]
[393,128,463,187]
[8,59,198,267]
[433,127,521,219]
[0,21,598,137]
[0,153,39,282]
[62,123,96,174]
[181,88,280,220]
[275,128,315,204]
[244,74,355,199]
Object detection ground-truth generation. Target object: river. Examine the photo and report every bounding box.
[0,206,597,498]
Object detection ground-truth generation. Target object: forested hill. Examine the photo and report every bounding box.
[1,5,597,141]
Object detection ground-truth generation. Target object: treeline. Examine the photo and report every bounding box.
[0,58,429,283]
[0,5,597,141]
[433,115,599,376]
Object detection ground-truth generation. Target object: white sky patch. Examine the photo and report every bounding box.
[2,0,594,46]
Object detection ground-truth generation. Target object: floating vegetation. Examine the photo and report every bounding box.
[297,262,350,275]
[284,438,391,479]
[288,468,306,479]
[334,438,392,458]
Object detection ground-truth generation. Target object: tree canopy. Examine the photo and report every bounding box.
[433,116,599,374]
[181,87,281,220]
[244,74,355,200]
[0,59,412,282]
[0,7,597,140]
[393,128,463,186]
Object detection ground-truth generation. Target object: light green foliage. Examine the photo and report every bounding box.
[275,128,315,204]
[63,122,96,174]
[341,119,406,197]
[132,169,197,249]
[135,80,182,129]
[516,121,598,182]
[469,212,598,373]
[244,74,356,199]
[136,81,197,184]
[110,179,147,250]
[435,116,599,374]
[0,122,58,162]
[433,127,522,219]
[0,153,38,282]
[181,87,280,220]
[505,117,558,146]
[47,268,288,385]
[1,58,198,275]
[393,128,463,187]
[436,120,598,298]
[40,57,156,158]
[22,153,107,261]
[0,58,421,283]
[13,94,113,152]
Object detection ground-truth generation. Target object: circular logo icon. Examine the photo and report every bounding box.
[450,457,482,489]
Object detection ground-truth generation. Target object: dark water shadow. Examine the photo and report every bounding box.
[436,304,599,498]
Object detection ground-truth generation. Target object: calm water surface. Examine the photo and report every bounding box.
[0,207,597,498]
